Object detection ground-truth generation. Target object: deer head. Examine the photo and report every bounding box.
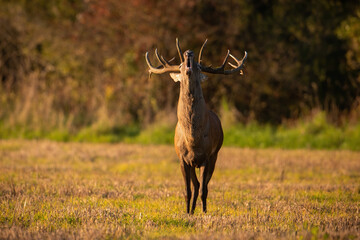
[145,38,248,84]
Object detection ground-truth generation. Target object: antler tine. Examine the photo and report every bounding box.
[198,39,208,64]
[155,49,166,66]
[165,56,175,63]
[227,51,247,74]
[220,50,230,70]
[176,38,184,63]
[160,55,172,66]
[228,53,240,68]
[155,49,175,67]
[145,51,159,73]
[145,51,154,68]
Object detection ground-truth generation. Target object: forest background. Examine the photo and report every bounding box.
[1,0,359,150]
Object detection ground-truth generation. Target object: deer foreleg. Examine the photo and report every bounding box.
[199,153,218,213]
[180,160,191,214]
[190,167,199,214]
[199,165,208,213]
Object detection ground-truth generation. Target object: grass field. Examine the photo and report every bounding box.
[0,140,359,239]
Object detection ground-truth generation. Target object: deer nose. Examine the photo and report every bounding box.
[185,50,193,58]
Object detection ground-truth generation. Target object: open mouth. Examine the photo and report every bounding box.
[184,50,193,75]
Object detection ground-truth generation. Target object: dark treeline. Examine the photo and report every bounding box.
[0,0,359,133]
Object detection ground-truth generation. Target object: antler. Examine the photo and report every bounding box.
[198,39,247,75]
[145,38,184,75]
[145,49,180,74]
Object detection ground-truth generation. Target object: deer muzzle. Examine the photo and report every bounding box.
[184,50,194,76]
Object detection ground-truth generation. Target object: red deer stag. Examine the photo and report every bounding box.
[145,39,247,214]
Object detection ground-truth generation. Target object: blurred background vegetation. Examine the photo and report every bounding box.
[0,0,359,149]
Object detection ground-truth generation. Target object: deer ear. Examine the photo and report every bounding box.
[170,73,182,82]
[200,72,208,82]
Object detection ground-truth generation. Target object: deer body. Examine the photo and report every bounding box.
[146,39,247,214]
[175,92,223,214]
[175,69,222,168]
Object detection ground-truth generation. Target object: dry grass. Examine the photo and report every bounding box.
[0,140,359,239]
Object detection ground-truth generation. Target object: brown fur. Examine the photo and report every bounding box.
[174,50,223,214]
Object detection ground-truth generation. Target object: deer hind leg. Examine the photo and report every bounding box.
[190,166,199,214]
[199,153,218,213]
[180,160,191,214]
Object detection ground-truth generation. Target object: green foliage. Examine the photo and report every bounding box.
[224,111,360,151]
[1,111,359,150]
[224,123,274,148]
[124,123,175,145]
[73,124,140,143]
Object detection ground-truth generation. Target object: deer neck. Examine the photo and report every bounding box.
[177,79,208,146]
[179,77,204,104]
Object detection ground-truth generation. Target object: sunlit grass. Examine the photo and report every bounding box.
[0,140,359,239]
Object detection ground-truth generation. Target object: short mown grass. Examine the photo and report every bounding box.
[0,140,359,239]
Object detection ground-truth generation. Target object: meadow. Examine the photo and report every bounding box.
[0,140,359,239]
